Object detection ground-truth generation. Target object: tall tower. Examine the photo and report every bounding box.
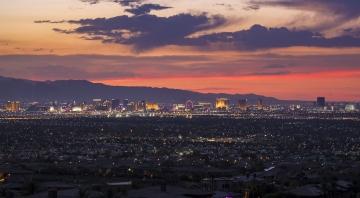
[238,99,248,111]
[111,99,120,110]
[316,97,326,107]
[257,98,263,110]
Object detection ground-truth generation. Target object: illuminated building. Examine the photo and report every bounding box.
[257,99,263,110]
[345,104,356,112]
[5,101,21,112]
[146,102,160,111]
[123,99,129,106]
[93,99,103,110]
[136,100,146,112]
[173,104,186,111]
[215,98,230,110]
[0,172,9,183]
[93,98,102,105]
[194,102,212,111]
[80,102,87,111]
[185,100,194,110]
[238,99,248,111]
[316,97,326,107]
[92,99,110,111]
[49,106,56,112]
[72,106,83,112]
[127,102,136,111]
[289,104,301,111]
[120,99,129,111]
[26,103,48,112]
[103,100,112,109]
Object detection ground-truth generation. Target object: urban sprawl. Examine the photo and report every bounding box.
[0,97,360,198]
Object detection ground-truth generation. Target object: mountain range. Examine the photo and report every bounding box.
[0,76,286,104]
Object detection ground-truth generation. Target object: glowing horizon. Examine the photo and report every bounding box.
[1,0,360,101]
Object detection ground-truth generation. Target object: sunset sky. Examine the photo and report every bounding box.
[1,0,360,101]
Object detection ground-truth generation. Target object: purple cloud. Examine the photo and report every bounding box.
[125,4,171,15]
[59,13,226,51]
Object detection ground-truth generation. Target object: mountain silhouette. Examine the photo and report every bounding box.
[0,76,282,104]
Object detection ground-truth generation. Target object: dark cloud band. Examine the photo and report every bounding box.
[125,4,171,15]
[38,0,360,51]
[55,13,226,51]
[50,12,360,51]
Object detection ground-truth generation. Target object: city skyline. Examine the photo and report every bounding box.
[1,0,360,101]
[1,2,360,196]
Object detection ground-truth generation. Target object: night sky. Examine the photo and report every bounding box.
[1,0,360,100]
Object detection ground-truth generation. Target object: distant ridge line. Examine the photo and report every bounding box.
[0,75,300,104]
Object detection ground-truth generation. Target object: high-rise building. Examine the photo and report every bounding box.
[111,99,120,110]
[257,99,263,110]
[215,98,230,110]
[93,99,102,108]
[92,99,109,111]
[238,99,248,111]
[122,99,130,111]
[136,100,146,112]
[127,102,136,111]
[123,99,129,107]
[51,100,58,107]
[316,97,326,107]
[5,101,21,112]
[103,100,112,110]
